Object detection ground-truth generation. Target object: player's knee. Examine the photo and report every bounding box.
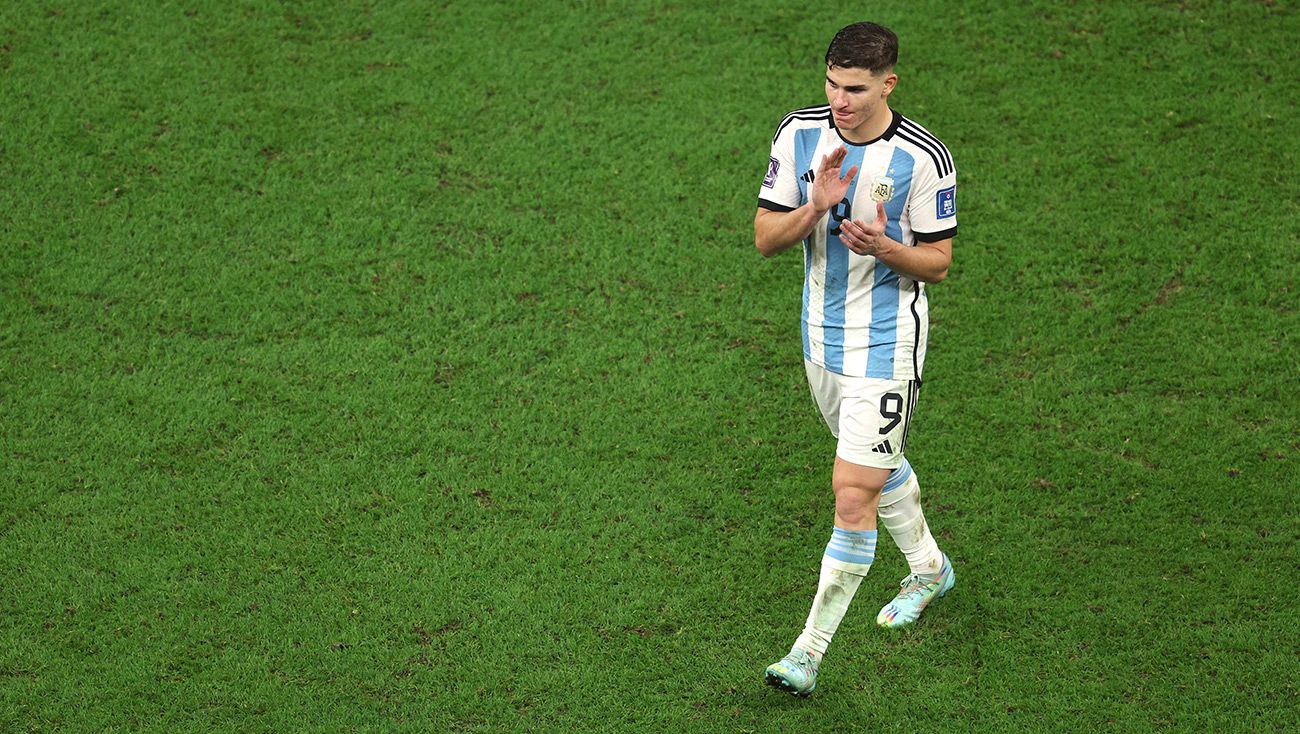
[832,484,881,526]
[834,502,872,527]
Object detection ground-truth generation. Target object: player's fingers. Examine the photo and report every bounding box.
[875,200,887,223]
[845,218,869,235]
[822,147,845,172]
[842,164,859,183]
[858,215,883,236]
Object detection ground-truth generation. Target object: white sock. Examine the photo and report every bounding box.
[793,527,876,657]
[878,459,944,577]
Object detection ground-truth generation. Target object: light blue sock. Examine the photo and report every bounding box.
[824,526,877,574]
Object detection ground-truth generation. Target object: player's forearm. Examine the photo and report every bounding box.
[754,203,826,258]
[874,239,950,283]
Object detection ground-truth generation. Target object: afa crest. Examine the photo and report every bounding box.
[870,176,895,203]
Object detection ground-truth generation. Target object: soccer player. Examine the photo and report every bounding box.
[755,22,958,697]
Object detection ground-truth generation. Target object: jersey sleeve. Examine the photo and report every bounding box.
[757,123,802,212]
[908,154,957,243]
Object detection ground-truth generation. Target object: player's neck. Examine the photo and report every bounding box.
[840,106,894,145]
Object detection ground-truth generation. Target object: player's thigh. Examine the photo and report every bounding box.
[804,359,841,436]
[836,377,918,470]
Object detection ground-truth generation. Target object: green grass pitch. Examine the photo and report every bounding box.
[2,1,1297,731]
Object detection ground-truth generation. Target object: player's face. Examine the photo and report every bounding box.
[825,65,895,140]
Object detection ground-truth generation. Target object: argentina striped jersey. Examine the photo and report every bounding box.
[758,107,957,381]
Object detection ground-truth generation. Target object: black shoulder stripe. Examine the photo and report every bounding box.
[773,111,831,144]
[894,121,956,177]
[783,104,832,120]
[898,121,953,175]
[772,105,832,144]
[899,119,952,167]
[895,128,948,177]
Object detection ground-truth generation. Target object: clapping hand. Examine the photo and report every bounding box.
[811,147,857,215]
[839,201,891,257]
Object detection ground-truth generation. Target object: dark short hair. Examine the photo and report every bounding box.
[825,22,898,73]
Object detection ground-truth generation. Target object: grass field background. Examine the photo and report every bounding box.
[2,1,1297,731]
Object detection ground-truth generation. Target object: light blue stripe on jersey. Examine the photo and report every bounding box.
[882,457,914,494]
[794,128,820,204]
[821,144,867,373]
[795,129,821,361]
[866,147,916,378]
[825,527,877,567]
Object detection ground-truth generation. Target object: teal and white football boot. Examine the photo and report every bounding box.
[876,554,955,628]
[764,648,819,697]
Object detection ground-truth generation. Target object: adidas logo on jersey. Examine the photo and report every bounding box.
[801,170,815,183]
[871,440,894,455]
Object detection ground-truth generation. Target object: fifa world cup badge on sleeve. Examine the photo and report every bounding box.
[870,176,894,203]
[763,157,780,188]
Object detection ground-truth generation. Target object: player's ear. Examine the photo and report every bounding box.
[881,71,898,97]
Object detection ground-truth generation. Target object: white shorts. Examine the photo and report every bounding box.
[805,360,919,469]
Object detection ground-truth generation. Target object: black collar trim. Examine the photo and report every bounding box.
[833,109,901,147]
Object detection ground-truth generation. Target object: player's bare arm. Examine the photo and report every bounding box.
[839,207,951,283]
[755,147,859,258]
